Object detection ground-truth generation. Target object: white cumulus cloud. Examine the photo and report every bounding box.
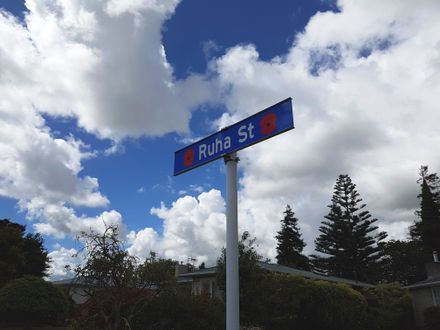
[21,0,212,140]
[47,245,80,280]
[22,199,125,239]
[128,189,226,265]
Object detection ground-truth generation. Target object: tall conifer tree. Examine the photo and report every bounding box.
[312,175,387,282]
[275,205,309,270]
[410,166,440,257]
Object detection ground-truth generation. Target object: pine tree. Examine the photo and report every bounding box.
[312,175,387,283]
[275,205,309,270]
[410,166,440,257]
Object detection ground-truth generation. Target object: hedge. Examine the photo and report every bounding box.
[0,276,69,327]
[250,273,368,330]
[362,283,415,330]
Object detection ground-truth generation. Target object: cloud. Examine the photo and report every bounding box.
[123,0,440,265]
[202,40,222,60]
[206,0,440,257]
[378,220,412,242]
[0,0,213,240]
[127,189,226,264]
[0,123,108,208]
[47,245,80,280]
[21,199,125,239]
[189,184,204,193]
[18,0,212,140]
[0,9,109,233]
[105,0,179,17]
[1,0,439,268]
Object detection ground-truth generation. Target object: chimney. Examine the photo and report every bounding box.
[425,251,440,279]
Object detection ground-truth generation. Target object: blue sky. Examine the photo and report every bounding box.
[1,0,439,278]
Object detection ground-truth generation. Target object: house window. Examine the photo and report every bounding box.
[432,287,440,306]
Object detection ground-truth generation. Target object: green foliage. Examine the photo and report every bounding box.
[411,166,440,258]
[140,251,178,289]
[275,205,310,270]
[0,219,49,287]
[216,231,266,291]
[251,273,367,330]
[216,231,268,325]
[132,290,225,329]
[312,174,387,283]
[380,240,426,285]
[217,231,368,329]
[0,276,69,327]
[362,284,415,330]
[73,225,139,290]
[424,306,440,330]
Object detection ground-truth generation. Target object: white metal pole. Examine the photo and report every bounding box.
[224,152,239,330]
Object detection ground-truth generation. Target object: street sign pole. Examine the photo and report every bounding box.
[224,152,239,330]
[174,98,294,330]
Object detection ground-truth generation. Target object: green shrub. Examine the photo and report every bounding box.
[132,289,225,329]
[0,276,69,327]
[424,306,440,330]
[362,283,415,330]
[254,273,368,330]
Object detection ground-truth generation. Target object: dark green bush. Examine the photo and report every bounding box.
[424,306,440,330]
[362,283,415,330]
[253,273,367,330]
[0,276,69,327]
[255,276,415,330]
[132,289,225,329]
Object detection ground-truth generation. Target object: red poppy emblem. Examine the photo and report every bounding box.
[183,148,195,167]
[260,112,277,135]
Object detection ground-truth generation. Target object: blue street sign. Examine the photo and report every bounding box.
[174,97,294,176]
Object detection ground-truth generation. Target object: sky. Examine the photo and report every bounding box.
[0,0,439,280]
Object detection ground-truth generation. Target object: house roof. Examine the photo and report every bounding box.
[52,277,160,289]
[176,262,375,288]
[257,263,375,288]
[404,276,440,290]
[177,266,217,278]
